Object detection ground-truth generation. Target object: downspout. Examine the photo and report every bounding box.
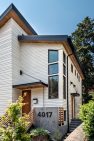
[67,54,73,132]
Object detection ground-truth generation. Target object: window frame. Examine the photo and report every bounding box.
[48,50,59,99]
[63,51,67,99]
[48,75,59,99]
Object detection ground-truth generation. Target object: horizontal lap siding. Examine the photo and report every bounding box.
[20,43,65,107]
[68,58,82,122]
[11,19,27,102]
[0,20,12,115]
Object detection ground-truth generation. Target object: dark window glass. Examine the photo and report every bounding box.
[77,73,78,78]
[78,75,80,81]
[49,75,58,99]
[75,70,76,76]
[63,52,66,64]
[48,63,58,75]
[71,64,73,73]
[63,76,66,99]
[64,110,66,121]
[63,64,66,76]
[48,50,58,63]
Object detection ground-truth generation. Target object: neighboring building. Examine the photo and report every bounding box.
[0,4,84,135]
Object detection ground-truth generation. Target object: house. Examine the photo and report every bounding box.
[0,4,84,135]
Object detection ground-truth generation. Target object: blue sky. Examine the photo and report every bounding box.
[0,0,94,35]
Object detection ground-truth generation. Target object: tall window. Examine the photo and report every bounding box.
[63,52,66,99]
[48,50,58,99]
[71,64,73,73]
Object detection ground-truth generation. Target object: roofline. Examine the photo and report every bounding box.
[67,37,84,76]
[18,35,69,43]
[0,3,37,35]
[18,35,85,79]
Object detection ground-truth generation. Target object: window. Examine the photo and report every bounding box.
[63,52,66,99]
[48,50,58,99]
[77,73,78,78]
[49,76,58,99]
[78,75,80,82]
[48,63,58,75]
[64,110,66,121]
[63,52,66,64]
[71,64,73,73]
[75,70,76,76]
[63,64,66,75]
[63,76,66,99]
[48,50,58,63]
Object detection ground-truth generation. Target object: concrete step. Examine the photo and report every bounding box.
[69,119,82,133]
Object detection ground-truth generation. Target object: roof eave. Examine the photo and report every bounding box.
[0,3,37,35]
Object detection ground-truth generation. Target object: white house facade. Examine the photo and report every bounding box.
[0,4,84,135]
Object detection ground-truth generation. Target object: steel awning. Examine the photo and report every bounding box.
[71,93,80,97]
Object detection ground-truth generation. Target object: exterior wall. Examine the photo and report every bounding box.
[0,17,82,126]
[34,107,68,136]
[0,19,13,115]
[68,58,82,122]
[20,43,66,108]
[11,19,27,102]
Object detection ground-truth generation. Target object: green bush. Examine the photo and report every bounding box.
[31,128,49,137]
[79,101,94,140]
[0,96,31,141]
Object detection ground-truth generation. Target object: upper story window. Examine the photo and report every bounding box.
[48,50,58,63]
[75,70,76,76]
[71,64,73,73]
[77,73,78,79]
[63,51,66,99]
[48,50,58,99]
[63,52,66,76]
[63,52,66,64]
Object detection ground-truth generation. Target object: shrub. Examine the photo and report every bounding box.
[79,101,94,140]
[52,130,62,141]
[31,128,50,141]
[0,96,31,141]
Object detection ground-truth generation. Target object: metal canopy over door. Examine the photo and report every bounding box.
[22,90,31,114]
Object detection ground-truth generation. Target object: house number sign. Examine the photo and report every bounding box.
[37,112,52,118]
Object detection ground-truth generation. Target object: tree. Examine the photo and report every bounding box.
[0,96,31,141]
[72,17,94,103]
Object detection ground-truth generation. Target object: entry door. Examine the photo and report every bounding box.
[71,96,75,119]
[22,90,31,114]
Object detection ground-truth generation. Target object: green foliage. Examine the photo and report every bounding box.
[79,101,94,140]
[52,130,62,141]
[72,17,94,103]
[30,128,49,138]
[0,96,31,141]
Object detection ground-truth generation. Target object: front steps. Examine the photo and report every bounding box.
[69,119,82,133]
[62,119,82,140]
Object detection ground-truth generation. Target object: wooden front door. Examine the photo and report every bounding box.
[71,96,75,119]
[22,90,31,114]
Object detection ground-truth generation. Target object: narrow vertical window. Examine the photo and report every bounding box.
[48,50,58,99]
[71,64,73,73]
[75,70,76,76]
[63,52,66,99]
[64,110,66,121]
[63,76,66,99]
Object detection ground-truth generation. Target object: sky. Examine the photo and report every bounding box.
[0,0,94,35]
